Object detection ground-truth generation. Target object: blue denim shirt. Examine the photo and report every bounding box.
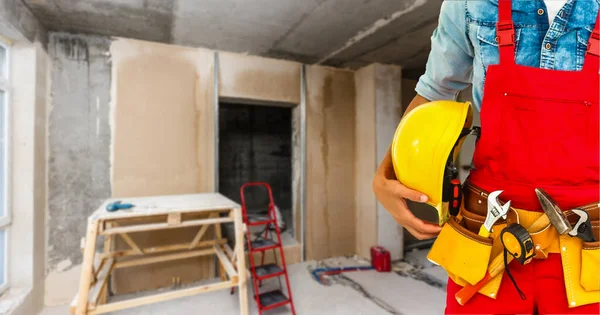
[415,0,600,111]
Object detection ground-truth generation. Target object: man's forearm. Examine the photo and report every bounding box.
[378,94,431,180]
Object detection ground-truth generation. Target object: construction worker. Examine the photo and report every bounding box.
[373,0,599,314]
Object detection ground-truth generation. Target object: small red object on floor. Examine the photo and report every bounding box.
[370,246,391,272]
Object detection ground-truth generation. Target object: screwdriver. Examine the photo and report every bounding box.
[106,200,134,212]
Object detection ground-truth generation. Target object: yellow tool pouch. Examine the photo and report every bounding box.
[580,240,600,291]
[427,209,494,286]
[560,217,600,308]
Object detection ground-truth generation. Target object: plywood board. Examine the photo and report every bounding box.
[89,193,239,221]
[354,65,378,260]
[218,52,301,105]
[305,65,356,260]
[110,38,215,198]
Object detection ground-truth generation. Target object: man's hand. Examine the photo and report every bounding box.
[372,94,442,240]
[372,150,442,240]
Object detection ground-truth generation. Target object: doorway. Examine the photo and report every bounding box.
[218,102,295,238]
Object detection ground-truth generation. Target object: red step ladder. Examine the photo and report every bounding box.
[240,182,296,315]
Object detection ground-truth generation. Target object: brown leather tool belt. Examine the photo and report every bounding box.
[462,180,599,221]
[462,180,600,256]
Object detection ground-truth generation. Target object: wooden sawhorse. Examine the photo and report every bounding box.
[70,193,249,315]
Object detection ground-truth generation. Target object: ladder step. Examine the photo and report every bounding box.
[258,289,290,311]
[247,219,275,227]
[251,239,279,252]
[254,264,285,280]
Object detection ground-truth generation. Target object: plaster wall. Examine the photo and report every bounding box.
[354,64,405,261]
[305,65,357,260]
[8,41,48,315]
[354,64,377,259]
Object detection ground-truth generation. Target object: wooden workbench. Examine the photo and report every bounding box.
[70,193,249,315]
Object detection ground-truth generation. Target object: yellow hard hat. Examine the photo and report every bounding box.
[391,100,476,226]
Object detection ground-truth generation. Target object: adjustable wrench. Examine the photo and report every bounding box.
[479,190,511,238]
[569,209,596,242]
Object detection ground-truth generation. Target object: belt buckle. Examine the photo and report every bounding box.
[496,21,515,47]
[587,31,599,56]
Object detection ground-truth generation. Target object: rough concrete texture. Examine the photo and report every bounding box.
[218,103,293,214]
[22,0,441,71]
[0,0,47,44]
[24,0,173,43]
[41,255,446,315]
[46,32,112,271]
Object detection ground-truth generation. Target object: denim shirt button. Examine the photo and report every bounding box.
[545,43,552,49]
[538,8,545,15]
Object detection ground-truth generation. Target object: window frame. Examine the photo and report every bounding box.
[0,36,12,296]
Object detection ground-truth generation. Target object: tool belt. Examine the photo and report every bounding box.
[427,181,600,307]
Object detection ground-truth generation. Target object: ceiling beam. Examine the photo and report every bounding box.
[315,0,427,65]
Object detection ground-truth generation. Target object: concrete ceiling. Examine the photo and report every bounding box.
[22,0,441,77]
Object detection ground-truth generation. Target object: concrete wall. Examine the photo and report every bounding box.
[374,65,404,260]
[218,103,293,213]
[44,33,113,305]
[8,41,48,315]
[0,0,47,45]
[354,64,405,261]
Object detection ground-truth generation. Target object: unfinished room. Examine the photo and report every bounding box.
[7,0,598,315]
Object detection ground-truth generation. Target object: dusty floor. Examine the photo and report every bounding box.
[41,250,446,315]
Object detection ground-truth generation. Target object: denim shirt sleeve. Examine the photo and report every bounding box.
[416,1,474,101]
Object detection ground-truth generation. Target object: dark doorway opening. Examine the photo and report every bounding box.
[218,102,293,235]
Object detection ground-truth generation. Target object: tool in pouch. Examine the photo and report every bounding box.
[535,188,596,242]
[455,189,575,305]
[425,188,510,292]
[478,190,511,238]
[456,210,553,305]
[480,191,533,299]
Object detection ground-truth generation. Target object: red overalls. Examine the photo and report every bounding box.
[445,0,600,313]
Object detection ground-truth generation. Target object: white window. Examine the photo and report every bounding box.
[0,37,11,296]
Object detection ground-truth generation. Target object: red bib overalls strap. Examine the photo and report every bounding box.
[444,0,600,313]
[468,0,600,212]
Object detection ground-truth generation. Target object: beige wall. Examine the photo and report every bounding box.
[110,39,215,197]
[305,65,357,260]
[354,65,377,260]
[9,41,48,315]
[354,63,405,261]
[219,52,301,105]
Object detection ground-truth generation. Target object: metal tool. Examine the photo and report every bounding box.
[456,194,572,306]
[535,188,594,242]
[478,190,511,238]
[569,209,596,242]
[535,188,571,234]
[106,200,134,212]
